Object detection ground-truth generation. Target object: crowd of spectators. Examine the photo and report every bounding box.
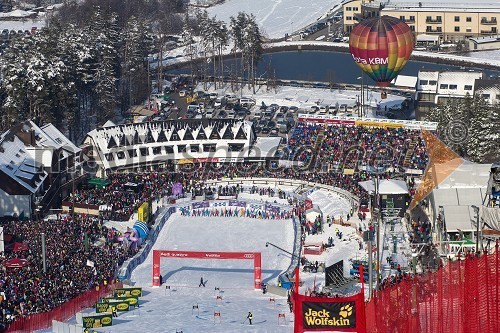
[0,214,130,330]
[178,206,292,220]
[0,122,430,331]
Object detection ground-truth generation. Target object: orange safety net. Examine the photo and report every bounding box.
[408,129,464,210]
[366,245,500,333]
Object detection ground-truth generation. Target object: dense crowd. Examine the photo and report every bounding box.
[70,172,189,220]
[0,215,130,330]
[0,123,430,331]
[179,206,292,220]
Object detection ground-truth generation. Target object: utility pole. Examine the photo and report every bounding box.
[374,175,381,292]
[367,233,373,298]
[471,205,481,254]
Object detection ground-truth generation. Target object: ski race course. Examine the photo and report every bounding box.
[62,186,361,333]
[107,213,296,333]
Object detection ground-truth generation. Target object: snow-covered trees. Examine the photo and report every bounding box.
[230,12,263,92]
[426,94,500,163]
[0,5,154,142]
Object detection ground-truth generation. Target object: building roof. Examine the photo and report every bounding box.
[39,123,81,155]
[128,105,156,117]
[249,137,282,158]
[359,179,409,195]
[380,0,500,12]
[0,9,37,19]
[102,120,116,128]
[86,119,255,170]
[474,79,500,92]
[468,35,500,44]
[392,75,417,88]
[416,34,439,43]
[436,161,491,189]
[0,126,47,194]
[0,121,78,195]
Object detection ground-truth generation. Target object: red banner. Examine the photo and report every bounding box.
[153,250,262,289]
[304,199,313,211]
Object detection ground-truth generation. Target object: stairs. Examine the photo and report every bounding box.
[307,127,325,170]
[403,138,417,168]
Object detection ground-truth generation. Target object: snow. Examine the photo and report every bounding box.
[0,19,45,32]
[307,189,351,221]
[56,185,372,332]
[206,0,342,39]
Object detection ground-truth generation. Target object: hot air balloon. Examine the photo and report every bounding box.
[349,16,414,87]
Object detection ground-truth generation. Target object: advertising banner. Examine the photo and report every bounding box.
[107,300,130,312]
[229,199,247,207]
[137,202,150,223]
[111,296,139,307]
[304,199,313,211]
[294,292,365,332]
[82,314,113,328]
[248,203,263,210]
[114,287,143,297]
[95,302,112,313]
[192,201,210,209]
[302,301,356,329]
[264,203,280,213]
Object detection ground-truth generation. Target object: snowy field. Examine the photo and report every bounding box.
[206,0,342,39]
[83,213,296,333]
[56,186,367,333]
[0,18,46,31]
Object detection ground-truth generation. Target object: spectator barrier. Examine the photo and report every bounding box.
[117,207,175,281]
[203,177,359,209]
[6,282,122,333]
[278,215,303,289]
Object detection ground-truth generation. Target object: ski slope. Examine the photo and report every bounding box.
[56,189,364,333]
[106,213,296,332]
[206,0,342,39]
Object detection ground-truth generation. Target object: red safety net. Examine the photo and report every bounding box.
[366,246,500,333]
[6,281,123,333]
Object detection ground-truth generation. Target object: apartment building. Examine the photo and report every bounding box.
[343,0,500,42]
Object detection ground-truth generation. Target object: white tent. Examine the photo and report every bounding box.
[442,206,474,232]
[359,179,408,195]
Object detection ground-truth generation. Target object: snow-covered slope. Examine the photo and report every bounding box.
[206,0,342,39]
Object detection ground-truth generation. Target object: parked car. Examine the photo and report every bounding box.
[205,109,215,118]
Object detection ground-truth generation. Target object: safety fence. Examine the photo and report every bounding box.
[6,281,123,332]
[366,245,500,333]
[117,206,175,280]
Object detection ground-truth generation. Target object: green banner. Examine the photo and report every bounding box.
[101,295,138,306]
[113,295,139,306]
[82,314,113,328]
[114,287,142,297]
[97,299,130,312]
[108,300,130,312]
[95,302,111,313]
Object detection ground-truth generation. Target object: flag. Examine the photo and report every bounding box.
[86,260,94,268]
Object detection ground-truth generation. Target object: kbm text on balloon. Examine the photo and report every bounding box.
[351,54,388,65]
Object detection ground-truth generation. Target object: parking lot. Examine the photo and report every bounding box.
[155,77,298,137]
